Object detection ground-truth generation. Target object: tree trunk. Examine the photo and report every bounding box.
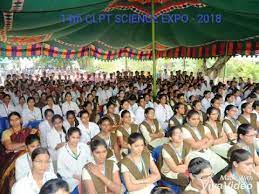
[203,56,231,79]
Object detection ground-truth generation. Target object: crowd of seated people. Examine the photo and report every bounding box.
[0,70,258,194]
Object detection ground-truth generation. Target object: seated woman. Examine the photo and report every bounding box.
[93,117,120,161]
[169,103,186,128]
[204,107,232,159]
[62,92,80,116]
[57,127,92,194]
[11,147,57,194]
[117,110,138,157]
[39,178,69,194]
[0,112,38,194]
[82,101,100,123]
[222,149,259,194]
[192,100,207,125]
[119,99,136,123]
[223,105,239,142]
[182,157,220,194]
[46,114,66,171]
[159,126,190,189]
[139,108,169,150]
[182,110,228,176]
[15,134,54,181]
[237,102,259,130]
[228,124,259,167]
[39,109,54,147]
[120,133,161,194]
[22,97,42,127]
[82,139,122,194]
[77,110,100,145]
[63,110,80,132]
[104,102,121,133]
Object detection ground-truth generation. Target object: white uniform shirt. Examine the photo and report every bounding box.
[15,153,54,181]
[42,104,63,118]
[135,106,145,125]
[39,120,52,147]
[0,103,16,117]
[15,104,27,115]
[57,143,93,192]
[78,122,100,144]
[155,104,173,130]
[61,101,80,116]
[22,107,42,126]
[46,129,66,161]
[11,171,57,194]
[201,98,211,113]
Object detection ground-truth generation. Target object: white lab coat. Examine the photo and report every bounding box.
[57,143,93,192]
[155,104,173,130]
[0,103,16,117]
[61,101,80,116]
[22,107,42,126]
[78,122,100,145]
[39,120,52,147]
[11,171,57,194]
[134,106,145,125]
[15,153,54,181]
[42,104,63,118]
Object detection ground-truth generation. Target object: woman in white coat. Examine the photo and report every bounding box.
[12,147,57,194]
[62,92,80,116]
[57,127,93,194]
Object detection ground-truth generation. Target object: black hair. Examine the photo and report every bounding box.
[90,138,107,152]
[188,157,211,176]
[121,110,130,118]
[237,123,254,142]
[173,102,185,115]
[144,107,155,115]
[66,127,81,142]
[137,96,145,104]
[151,187,175,194]
[167,126,181,138]
[66,110,80,127]
[79,110,89,118]
[27,96,35,103]
[46,95,54,101]
[252,100,259,109]
[206,107,219,116]
[186,109,199,120]
[52,114,66,134]
[25,134,40,146]
[99,117,112,126]
[31,147,50,161]
[229,149,252,169]
[44,109,54,118]
[224,104,236,117]
[241,102,250,114]
[39,178,69,194]
[128,132,145,145]
[210,97,220,105]
[8,111,21,122]
[106,101,115,109]
[192,100,201,108]
[176,93,185,99]
[225,93,234,102]
[203,90,210,96]
[65,92,72,98]
[3,94,11,99]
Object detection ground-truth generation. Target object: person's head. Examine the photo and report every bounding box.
[144,107,155,120]
[177,93,185,103]
[106,102,116,114]
[186,110,200,127]
[87,93,94,102]
[210,98,221,109]
[65,92,72,102]
[19,96,26,105]
[3,94,11,104]
[241,102,253,114]
[137,96,146,108]
[224,105,238,118]
[192,100,202,112]
[8,112,22,128]
[174,103,185,115]
[128,133,145,156]
[79,110,90,124]
[90,139,108,164]
[27,97,35,108]
[118,90,125,99]
[46,96,54,106]
[120,99,130,110]
[99,117,112,133]
[225,93,235,103]
[188,157,213,189]
[83,101,93,112]
[66,127,81,146]
[246,93,257,104]
[25,134,41,155]
[230,149,254,176]
[52,114,64,130]
[121,110,131,124]
[151,187,175,194]
[39,178,69,194]
[66,110,76,125]
[203,91,211,99]
[167,126,183,144]
[31,147,51,175]
[159,94,167,104]
[44,109,54,122]
[237,124,256,144]
[206,107,219,122]
[253,101,259,112]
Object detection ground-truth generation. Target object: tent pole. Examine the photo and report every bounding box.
[151,0,157,99]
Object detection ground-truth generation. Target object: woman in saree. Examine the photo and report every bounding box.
[0,111,38,194]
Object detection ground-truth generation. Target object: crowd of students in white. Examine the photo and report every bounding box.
[0,70,258,194]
